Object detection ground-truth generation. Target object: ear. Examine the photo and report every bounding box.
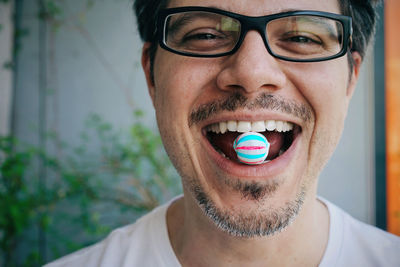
[346,51,362,100]
[141,42,156,106]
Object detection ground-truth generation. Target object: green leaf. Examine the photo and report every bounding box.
[134,109,144,118]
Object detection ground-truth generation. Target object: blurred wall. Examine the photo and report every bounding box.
[12,0,377,224]
[0,1,14,136]
[13,0,154,148]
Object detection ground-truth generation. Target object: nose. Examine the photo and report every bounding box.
[216,31,287,95]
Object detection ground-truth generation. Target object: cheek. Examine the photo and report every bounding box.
[290,61,350,125]
[151,54,224,183]
[291,61,351,170]
[153,58,192,123]
[153,54,221,125]
[280,62,350,180]
[152,55,198,176]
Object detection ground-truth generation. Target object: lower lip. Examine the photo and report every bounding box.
[202,131,301,179]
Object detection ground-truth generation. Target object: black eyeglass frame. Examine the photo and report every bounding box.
[157,6,353,62]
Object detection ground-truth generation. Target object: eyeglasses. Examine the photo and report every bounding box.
[157,7,352,62]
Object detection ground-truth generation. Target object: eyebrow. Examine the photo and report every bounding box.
[167,12,223,35]
[207,7,340,38]
[195,6,301,16]
[167,14,193,34]
[293,16,339,39]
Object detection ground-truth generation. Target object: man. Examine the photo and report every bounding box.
[46,0,400,266]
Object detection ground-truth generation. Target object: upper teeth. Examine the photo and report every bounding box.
[207,120,294,134]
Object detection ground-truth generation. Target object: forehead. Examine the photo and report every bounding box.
[167,0,341,16]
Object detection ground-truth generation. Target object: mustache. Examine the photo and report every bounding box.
[189,92,312,127]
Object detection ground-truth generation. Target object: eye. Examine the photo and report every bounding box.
[281,33,322,45]
[182,29,228,42]
[183,32,222,41]
[175,28,235,52]
[271,31,327,56]
[287,36,320,44]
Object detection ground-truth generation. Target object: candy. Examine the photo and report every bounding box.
[233,132,270,165]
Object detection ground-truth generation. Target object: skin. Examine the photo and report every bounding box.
[141,0,362,266]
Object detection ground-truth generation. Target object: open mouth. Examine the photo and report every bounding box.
[204,120,301,164]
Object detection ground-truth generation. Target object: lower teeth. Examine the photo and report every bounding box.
[217,149,229,159]
[217,149,285,163]
[217,149,273,164]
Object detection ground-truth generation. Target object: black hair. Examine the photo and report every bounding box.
[340,0,381,59]
[134,0,168,81]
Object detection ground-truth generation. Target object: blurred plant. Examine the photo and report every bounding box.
[1,1,181,266]
[0,112,181,267]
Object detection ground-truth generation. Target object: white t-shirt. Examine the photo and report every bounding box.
[44,197,400,267]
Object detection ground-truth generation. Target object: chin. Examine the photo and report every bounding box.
[184,171,308,237]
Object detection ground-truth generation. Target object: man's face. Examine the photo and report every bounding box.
[143,0,360,236]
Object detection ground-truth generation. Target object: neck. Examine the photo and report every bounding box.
[167,191,329,267]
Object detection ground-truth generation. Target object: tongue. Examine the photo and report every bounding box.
[211,131,284,161]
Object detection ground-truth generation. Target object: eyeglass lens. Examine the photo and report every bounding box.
[163,11,344,60]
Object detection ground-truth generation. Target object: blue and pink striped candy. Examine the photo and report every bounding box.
[233,132,270,165]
